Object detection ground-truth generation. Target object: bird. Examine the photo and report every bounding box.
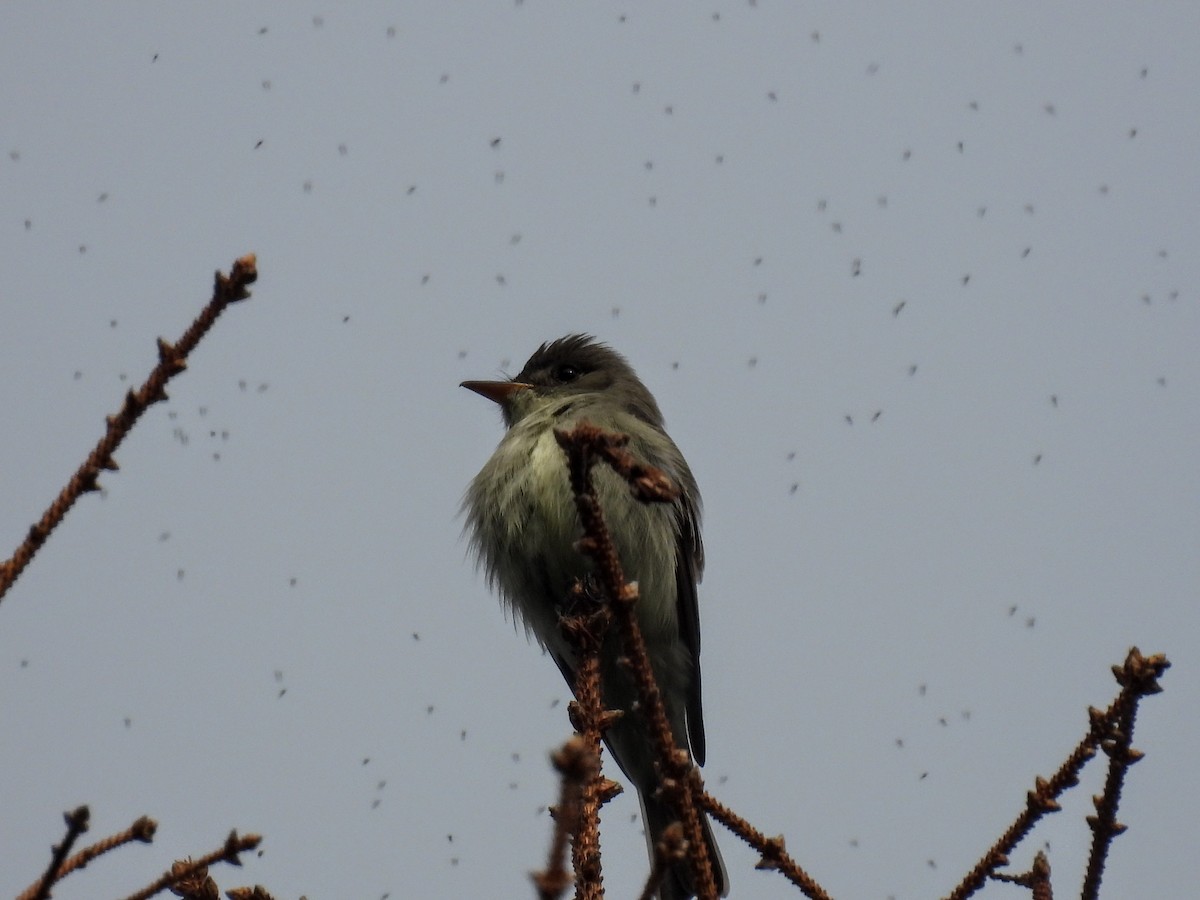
[462,334,726,898]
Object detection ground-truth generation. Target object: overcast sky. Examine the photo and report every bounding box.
[2,4,1197,899]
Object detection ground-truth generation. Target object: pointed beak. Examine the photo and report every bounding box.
[460,380,534,406]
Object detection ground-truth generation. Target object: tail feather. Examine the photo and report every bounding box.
[639,790,728,899]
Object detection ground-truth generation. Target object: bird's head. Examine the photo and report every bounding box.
[461,334,664,429]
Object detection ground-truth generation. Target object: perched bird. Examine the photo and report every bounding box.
[462,334,726,898]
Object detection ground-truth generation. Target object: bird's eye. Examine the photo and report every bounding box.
[554,363,582,383]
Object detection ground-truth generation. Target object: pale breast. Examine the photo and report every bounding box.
[467,412,683,652]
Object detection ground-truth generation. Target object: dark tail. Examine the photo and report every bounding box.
[639,789,728,899]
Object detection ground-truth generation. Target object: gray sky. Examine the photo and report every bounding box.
[2,4,1197,898]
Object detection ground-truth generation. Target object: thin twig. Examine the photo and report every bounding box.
[536,585,626,898]
[17,815,157,900]
[698,791,834,900]
[1080,648,1168,899]
[120,830,261,900]
[554,422,719,900]
[560,592,620,900]
[225,888,278,900]
[0,253,258,604]
[22,805,90,900]
[535,736,595,900]
[991,850,1053,900]
[945,647,1169,900]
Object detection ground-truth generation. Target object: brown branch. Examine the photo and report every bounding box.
[18,814,157,900]
[119,830,261,900]
[551,426,1168,900]
[945,647,1169,900]
[226,888,278,900]
[991,850,1053,900]
[163,862,219,900]
[535,584,625,898]
[1080,648,1168,899]
[562,590,622,899]
[22,805,90,900]
[0,253,258,605]
[698,791,834,900]
[536,736,596,900]
[554,422,719,900]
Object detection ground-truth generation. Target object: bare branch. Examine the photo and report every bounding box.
[120,830,261,900]
[0,253,258,604]
[21,805,90,900]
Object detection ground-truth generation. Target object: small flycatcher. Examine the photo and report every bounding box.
[462,334,726,899]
